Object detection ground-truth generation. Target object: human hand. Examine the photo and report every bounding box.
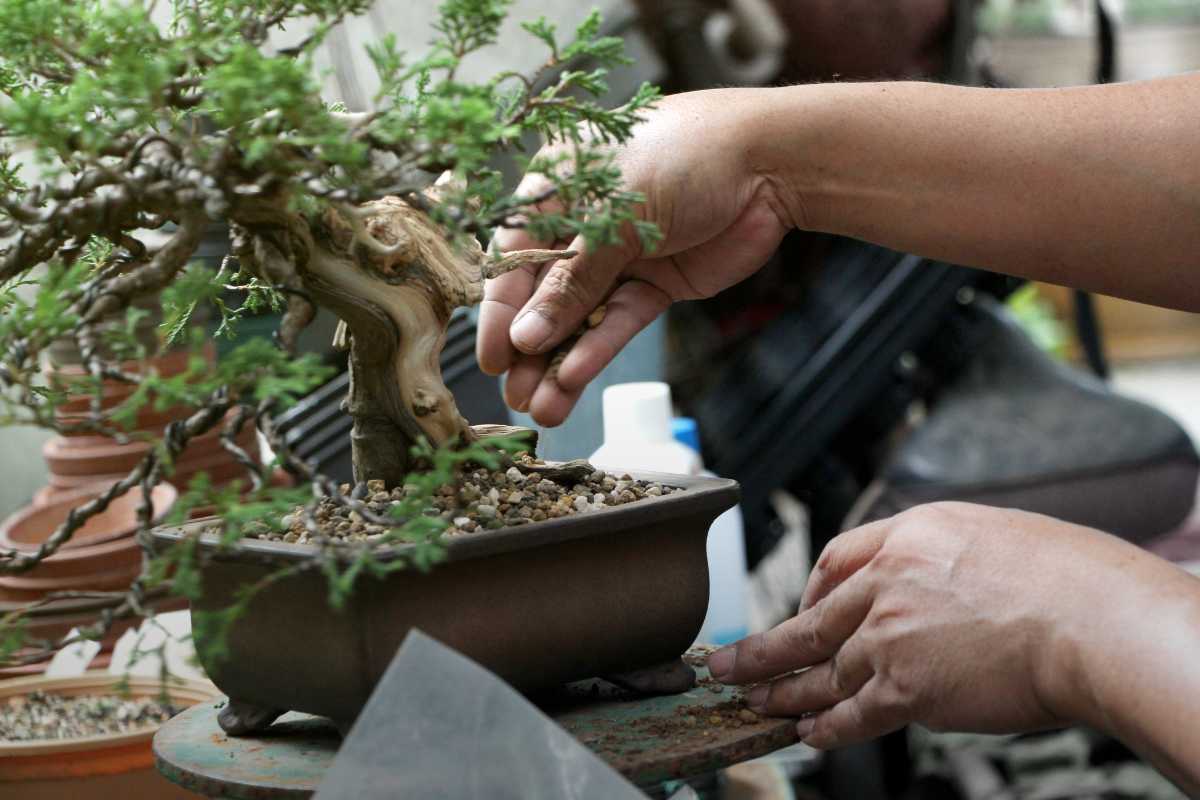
[706,502,1161,749]
[477,88,794,426]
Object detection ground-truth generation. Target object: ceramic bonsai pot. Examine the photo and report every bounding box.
[0,671,219,800]
[151,470,738,728]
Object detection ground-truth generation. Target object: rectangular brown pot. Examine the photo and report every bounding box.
[151,470,739,725]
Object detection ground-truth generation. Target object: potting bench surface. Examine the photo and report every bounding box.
[153,648,799,797]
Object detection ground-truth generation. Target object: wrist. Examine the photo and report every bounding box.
[1034,545,1200,737]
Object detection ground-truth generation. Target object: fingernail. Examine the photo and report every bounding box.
[746,684,768,712]
[511,311,554,353]
[796,716,815,739]
[708,647,735,681]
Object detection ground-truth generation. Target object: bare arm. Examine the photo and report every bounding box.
[480,76,1200,425]
[757,75,1200,310]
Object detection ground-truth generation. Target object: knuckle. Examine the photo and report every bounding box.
[827,657,848,699]
[800,610,829,656]
[747,633,772,669]
[538,267,595,316]
[877,668,917,710]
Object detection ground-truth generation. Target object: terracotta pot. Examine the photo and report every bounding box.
[0,671,219,799]
[46,344,212,380]
[50,343,216,418]
[1,485,176,552]
[152,470,739,728]
[52,383,139,416]
[0,651,115,681]
[44,424,256,477]
[42,438,152,478]
[0,486,176,601]
[0,546,144,601]
[56,403,193,440]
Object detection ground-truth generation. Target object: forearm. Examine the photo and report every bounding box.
[1046,546,1200,791]
[750,76,1200,310]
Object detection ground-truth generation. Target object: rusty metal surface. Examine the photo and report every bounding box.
[149,472,740,725]
[154,700,340,799]
[548,648,800,788]
[153,650,799,798]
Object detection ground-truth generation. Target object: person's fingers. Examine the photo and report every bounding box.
[479,266,540,377]
[552,278,673,393]
[525,378,585,428]
[746,635,873,718]
[478,172,567,375]
[709,570,875,685]
[797,677,907,750]
[799,518,893,612]
[503,352,549,413]
[511,235,635,355]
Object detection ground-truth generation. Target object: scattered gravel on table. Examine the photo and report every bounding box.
[1,691,179,741]
[256,452,682,545]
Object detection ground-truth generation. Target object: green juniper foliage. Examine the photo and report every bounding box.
[0,0,659,667]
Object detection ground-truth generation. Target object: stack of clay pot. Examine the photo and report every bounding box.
[35,343,260,506]
[0,343,266,675]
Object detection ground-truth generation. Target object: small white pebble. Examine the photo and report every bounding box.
[593,493,606,504]
[615,480,633,492]
[454,516,471,527]
[488,487,501,504]
[506,467,525,484]
[507,491,525,504]
[646,485,663,497]
[573,495,590,512]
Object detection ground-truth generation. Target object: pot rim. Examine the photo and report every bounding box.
[150,469,740,565]
[0,671,220,757]
[0,483,177,552]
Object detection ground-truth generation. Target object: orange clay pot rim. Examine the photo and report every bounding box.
[45,343,214,377]
[0,672,220,757]
[0,483,177,553]
[46,422,254,453]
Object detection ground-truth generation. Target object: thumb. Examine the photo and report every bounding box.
[510,235,630,354]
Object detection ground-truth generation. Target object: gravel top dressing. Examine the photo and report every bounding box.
[255,452,681,545]
[1,690,179,742]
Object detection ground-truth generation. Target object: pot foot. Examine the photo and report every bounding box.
[218,698,286,735]
[603,657,696,695]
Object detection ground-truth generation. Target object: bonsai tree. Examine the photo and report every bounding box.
[0,0,659,666]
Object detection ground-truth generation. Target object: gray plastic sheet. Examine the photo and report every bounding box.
[314,629,647,800]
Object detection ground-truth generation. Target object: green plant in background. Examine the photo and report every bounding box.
[1007,283,1070,359]
[0,0,659,668]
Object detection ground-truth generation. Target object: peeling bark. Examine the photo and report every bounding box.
[286,178,569,486]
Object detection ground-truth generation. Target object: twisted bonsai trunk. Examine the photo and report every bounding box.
[237,178,567,486]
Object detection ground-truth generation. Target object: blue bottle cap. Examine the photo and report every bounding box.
[671,417,701,453]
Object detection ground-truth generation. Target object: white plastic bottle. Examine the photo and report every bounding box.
[588,382,702,475]
[672,417,749,646]
[588,382,748,646]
